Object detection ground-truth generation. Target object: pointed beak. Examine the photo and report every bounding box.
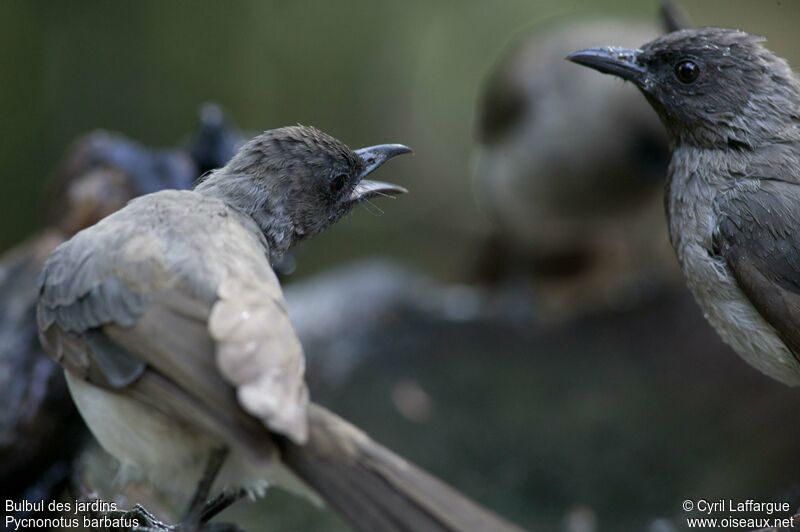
[566,47,646,85]
[351,144,412,201]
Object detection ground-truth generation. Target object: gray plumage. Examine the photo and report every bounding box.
[195,126,362,260]
[471,19,677,319]
[568,28,800,385]
[0,127,207,508]
[39,189,305,451]
[37,125,520,531]
[279,404,523,532]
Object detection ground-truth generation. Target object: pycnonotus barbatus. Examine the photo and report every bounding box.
[569,28,800,385]
[37,125,522,532]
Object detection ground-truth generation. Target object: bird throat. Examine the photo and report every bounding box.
[195,169,298,263]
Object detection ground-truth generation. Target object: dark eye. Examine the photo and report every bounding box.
[330,173,347,194]
[674,60,700,84]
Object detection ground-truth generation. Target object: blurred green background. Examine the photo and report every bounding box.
[1,0,798,282]
[3,1,800,531]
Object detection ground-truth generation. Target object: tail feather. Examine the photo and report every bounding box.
[278,404,524,532]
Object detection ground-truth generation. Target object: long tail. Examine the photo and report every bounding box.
[277,404,525,532]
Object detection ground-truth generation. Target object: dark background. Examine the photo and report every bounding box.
[1,0,797,281]
[2,1,800,531]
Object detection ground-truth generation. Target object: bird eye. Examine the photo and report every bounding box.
[674,60,700,84]
[330,174,347,194]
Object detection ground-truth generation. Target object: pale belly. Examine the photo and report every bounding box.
[64,372,290,506]
[677,240,800,386]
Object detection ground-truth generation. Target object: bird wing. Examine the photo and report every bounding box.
[37,190,308,460]
[713,178,800,359]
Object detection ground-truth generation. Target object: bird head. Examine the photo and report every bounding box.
[200,125,411,254]
[567,28,800,149]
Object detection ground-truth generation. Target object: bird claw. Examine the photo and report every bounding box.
[119,503,175,531]
[111,502,244,532]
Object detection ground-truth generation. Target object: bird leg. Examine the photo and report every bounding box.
[118,504,175,531]
[199,488,247,523]
[181,447,229,527]
[70,446,241,531]
[114,503,245,532]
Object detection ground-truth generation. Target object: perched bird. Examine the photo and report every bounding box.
[568,29,800,385]
[472,18,674,319]
[37,126,521,532]
[0,130,197,507]
[0,108,247,512]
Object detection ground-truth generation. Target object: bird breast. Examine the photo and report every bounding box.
[666,146,800,385]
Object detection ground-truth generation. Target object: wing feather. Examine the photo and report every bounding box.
[209,276,308,444]
[37,190,308,456]
[714,179,800,359]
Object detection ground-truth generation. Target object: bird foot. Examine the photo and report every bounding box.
[80,500,245,532]
[123,504,174,531]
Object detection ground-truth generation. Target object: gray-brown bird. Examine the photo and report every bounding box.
[568,29,800,386]
[0,129,198,510]
[472,19,675,319]
[36,125,522,532]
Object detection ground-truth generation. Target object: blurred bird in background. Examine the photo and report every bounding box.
[0,105,244,515]
[280,4,800,529]
[471,7,684,320]
[3,1,800,530]
[187,103,247,179]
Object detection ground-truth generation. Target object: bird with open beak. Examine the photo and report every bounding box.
[568,29,800,386]
[37,125,522,532]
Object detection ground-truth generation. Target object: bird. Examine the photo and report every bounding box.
[0,109,248,512]
[36,125,523,532]
[45,131,198,236]
[0,129,199,508]
[0,107,252,516]
[471,17,675,319]
[567,28,800,386]
[187,103,246,178]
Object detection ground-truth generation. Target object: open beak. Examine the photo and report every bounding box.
[351,144,412,201]
[566,47,646,85]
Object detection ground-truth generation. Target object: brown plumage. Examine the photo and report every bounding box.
[0,128,199,508]
[37,126,520,531]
